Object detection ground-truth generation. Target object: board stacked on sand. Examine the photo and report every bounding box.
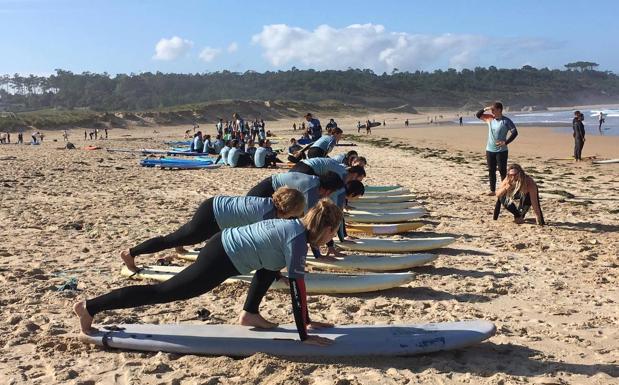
[349,201,421,210]
[345,209,426,224]
[80,320,496,357]
[121,266,414,294]
[338,237,455,253]
[353,194,416,203]
[362,187,411,196]
[140,157,221,170]
[592,158,619,164]
[364,185,403,192]
[346,222,424,235]
[306,253,436,272]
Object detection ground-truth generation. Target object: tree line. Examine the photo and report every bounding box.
[1,65,618,112]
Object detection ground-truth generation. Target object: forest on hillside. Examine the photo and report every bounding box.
[1,64,618,112]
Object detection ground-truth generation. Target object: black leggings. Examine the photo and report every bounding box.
[129,198,220,257]
[247,176,275,197]
[87,233,239,317]
[307,147,326,158]
[500,194,531,219]
[289,162,316,175]
[235,153,253,167]
[88,233,278,316]
[574,139,584,160]
[486,151,508,192]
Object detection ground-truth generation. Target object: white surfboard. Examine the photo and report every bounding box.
[592,159,619,164]
[80,320,496,357]
[364,185,402,192]
[121,266,414,294]
[345,210,426,224]
[347,222,424,235]
[353,194,416,203]
[337,237,455,253]
[348,201,421,210]
[306,253,436,272]
[362,187,411,196]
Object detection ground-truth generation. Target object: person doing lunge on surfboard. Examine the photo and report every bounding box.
[307,126,343,158]
[74,199,342,346]
[120,188,306,273]
[493,164,545,226]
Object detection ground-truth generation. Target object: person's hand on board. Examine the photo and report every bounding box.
[302,335,333,346]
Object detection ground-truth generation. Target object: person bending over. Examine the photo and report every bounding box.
[121,188,305,272]
[74,199,342,346]
[494,164,545,226]
[307,127,343,158]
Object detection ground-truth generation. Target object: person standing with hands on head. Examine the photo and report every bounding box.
[476,102,518,196]
[572,111,586,161]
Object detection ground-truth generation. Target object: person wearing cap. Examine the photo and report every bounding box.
[305,113,322,141]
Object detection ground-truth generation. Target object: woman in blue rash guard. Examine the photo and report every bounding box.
[215,140,232,165]
[74,199,342,347]
[307,127,343,158]
[227,139,253,168]
[120,187,306,273]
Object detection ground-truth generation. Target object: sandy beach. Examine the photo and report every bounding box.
[0,115,617,385]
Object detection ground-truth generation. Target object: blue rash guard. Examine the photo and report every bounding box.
[271,172,320,212]
[300,158,347,180]
[228,147,241,167]
[254,146,268,168]
[212,196,277,229]
[221,219,311,340]
[219,146,231,165]
[331,153,346,164]
[310,135,336,154]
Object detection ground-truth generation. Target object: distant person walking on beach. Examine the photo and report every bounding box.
[459,116,463,126]
[597,111,605,135]
[357,121,362,133]
[366,119,372,135]
[572,111,586,161]
[494,164,545,226]
[405,119,409,127]
[383,120,386,127]
[476,102,519,195]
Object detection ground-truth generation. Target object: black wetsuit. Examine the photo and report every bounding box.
[494,188,545,225]
[573,118,585,160]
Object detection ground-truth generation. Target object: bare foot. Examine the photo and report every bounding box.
[486,191,496,196]
[175,246,188,254]
[120,249,138,273]
[73,300,97,335]
[238,311,279,329]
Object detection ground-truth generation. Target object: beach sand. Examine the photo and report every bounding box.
[0,115,617,384]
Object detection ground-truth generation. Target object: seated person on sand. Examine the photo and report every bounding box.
[494,164,545,226]
[75,199,340,345]
[263,139,283,165]
[254,140,276,168]
[213,134,225,154]
[190,131,204,153]
[227,139,253,168]
[215,140,232,165]
[202,134,215,154]
[287,138,305,163]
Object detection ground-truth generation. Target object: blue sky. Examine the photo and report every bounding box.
[1,0,618,76]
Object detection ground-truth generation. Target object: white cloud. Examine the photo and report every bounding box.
[252,24,555,72]
[199,47,221,62]
[227,42,238,53]
[153,36,193,61]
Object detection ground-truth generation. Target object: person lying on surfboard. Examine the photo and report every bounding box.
[74,199,341,346]
[493,164,545,226]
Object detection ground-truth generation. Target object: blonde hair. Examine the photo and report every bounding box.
[506,164,527,202]
[272,187,305,218]
[302,198,343,245]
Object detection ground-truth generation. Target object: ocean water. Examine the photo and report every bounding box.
[460,107,619,136]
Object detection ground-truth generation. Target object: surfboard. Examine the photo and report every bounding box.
[346,222,424,235]
[364,185,402,192]
[120,266,415,294]
[345,208,426,215]
[359,122,382,129]
[362,187,411,196]
[306,253,436,272]
[80,319,496,357]
[592,159,619,164]
[345,210,426,224]
[337,237,455,253]
[348,201,420,210]
[353,194,416,203]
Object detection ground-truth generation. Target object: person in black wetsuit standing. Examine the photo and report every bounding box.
[572,111,586,161]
